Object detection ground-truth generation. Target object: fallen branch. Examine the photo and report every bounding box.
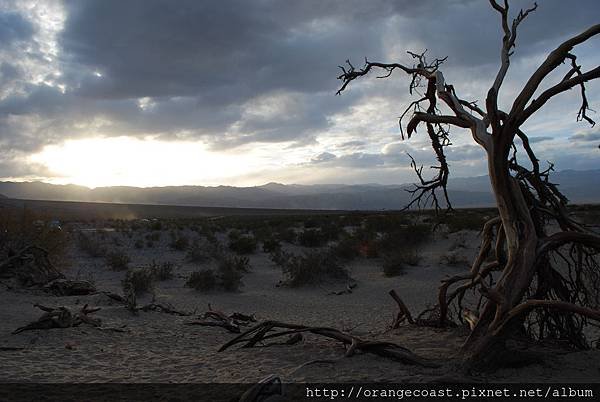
[328,282,357,296]
[137,303,192,316]
[185,305,256,333]
[13,303,101,334]
[219,320,439,367]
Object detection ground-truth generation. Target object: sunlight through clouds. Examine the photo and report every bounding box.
[29,137,264,188]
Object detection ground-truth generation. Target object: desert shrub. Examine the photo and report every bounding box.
[134,239,144,249]
[364,215,411,233]
[186,240,213,263]
[377,224,430,253]
[332,236,361,261]
[186,269,217,291]
[280,250,349,287]
[145,231,161,242]
[170,234,189,251]
[381,249,421,277]
[278,228,297,243]
[269,249,292,266]
[122,268,154,296]
[262,238,282,253]
[77,232,107,258]
[216,256,245,291]
[298,229,326,248]
[106,249,130,271]
[146,240,155,248]
[381,253,406,277]
[320,222,342,242]
[253,226,274,243]
[150,260,174,280]
[150,220,163,231]
[443,213,487,233]
[228,235,257,255]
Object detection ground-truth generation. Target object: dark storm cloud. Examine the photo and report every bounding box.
[569,131,600,142]
[1,0,599,180]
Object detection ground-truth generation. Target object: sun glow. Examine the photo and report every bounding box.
[29,137,260,188]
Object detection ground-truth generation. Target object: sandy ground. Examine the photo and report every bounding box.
[1,227,599,385]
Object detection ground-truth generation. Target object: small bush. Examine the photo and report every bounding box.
[186,240,214,263]
[278,228,297,243]
[269,249,292,266]
[444,213,487,233]
[106,249,130,271]
[150,220,163,231]
[170,235,189,251]
[332,236,360,261]
[217,255,245,291]
[262,238,282,253]
[298,229,326,247]
[381,249,420,277]
[280,250,349,287]
[134,239,144,249]
[228,235,257,255]
[150,260,174,280]
[122,268,154,296]
[77,233,107,258]
[186,269,217,291]
[146,231,161,242]
[381,253,406,277]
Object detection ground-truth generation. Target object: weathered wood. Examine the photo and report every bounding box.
[220,320,439,368]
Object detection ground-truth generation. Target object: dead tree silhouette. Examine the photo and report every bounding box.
[337,1,600,370]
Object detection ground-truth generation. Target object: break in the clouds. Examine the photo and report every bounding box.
[0,0,598,187]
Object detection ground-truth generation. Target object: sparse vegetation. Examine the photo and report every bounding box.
[217,256,245,291]
[77,232,107,258]
[186,269,217,291]
[262,238,282,253]
[298,228,326,247]
[150,260,175,281]
[277,250,349,287]
[170,234,190,251]
[228,234,257,255]
[122,268,154,296]
[106,249,130,271]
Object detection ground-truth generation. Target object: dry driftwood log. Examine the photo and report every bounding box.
[0,246,64,287]
[185,305,256,333]
[44,279,96,296]
[219,320,439,368]
[328,282,357,296]
[12,303,101,334]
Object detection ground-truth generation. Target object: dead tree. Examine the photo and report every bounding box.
[336,1,600,370]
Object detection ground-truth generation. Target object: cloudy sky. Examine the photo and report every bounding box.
[0,0,598,188]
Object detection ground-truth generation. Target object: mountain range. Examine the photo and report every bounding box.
[0,169,598,210]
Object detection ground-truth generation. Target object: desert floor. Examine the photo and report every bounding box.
[1,223,599,386]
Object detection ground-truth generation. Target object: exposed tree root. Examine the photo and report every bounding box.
[44,279,96,296]
[12,303,101,334]
[389,289,414,327]
[328,282,357,296]
[185,305,257,333]
[219,320,439,368]
[137,302,192,316]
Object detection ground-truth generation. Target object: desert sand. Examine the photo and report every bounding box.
[1,221,599,389]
